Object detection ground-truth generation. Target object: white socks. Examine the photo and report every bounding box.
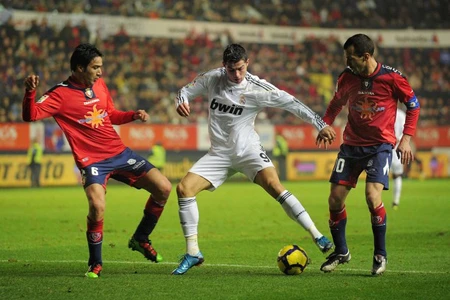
[393,176,402,205]
[178,197,200,255]
[186,235,199,256]
[277,190,322,239]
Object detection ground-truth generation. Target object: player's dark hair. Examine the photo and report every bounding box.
[223,44,248,64]
[70,43,103,72]
[343,34,374,56]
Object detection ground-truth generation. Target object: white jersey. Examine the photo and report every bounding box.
[176,68,327,156]
[391,108,406,174]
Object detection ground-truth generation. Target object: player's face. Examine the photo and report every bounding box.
[224,59,249,84]
[345,46,366,75]
[80,56,103,86]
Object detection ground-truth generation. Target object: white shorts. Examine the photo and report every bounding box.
[391,149,404,175]
[189,145,274,191]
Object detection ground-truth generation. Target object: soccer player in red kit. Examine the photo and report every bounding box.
[316,34,420,275]
[22,43,172,278]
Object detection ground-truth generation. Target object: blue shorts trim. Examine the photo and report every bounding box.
[329,143,393,189]
[80,148,154,188]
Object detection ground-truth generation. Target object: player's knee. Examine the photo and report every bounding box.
[176,182,186,198]
[365,192,382,210]
[157,178,172,200]
[328,184,350,209]
[176,181,193,198]
[328,194,345,210]
[88,199,105,220]
[86,187,106,214]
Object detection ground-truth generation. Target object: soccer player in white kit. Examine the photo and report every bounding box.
[391,108,406,209]
[172,44,337,275]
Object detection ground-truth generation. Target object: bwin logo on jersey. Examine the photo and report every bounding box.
[210,99,243,115]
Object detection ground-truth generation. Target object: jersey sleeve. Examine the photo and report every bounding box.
[102,80,135,124]
[394,75,420,136]
[175,70,213,107]
[323,74,347,126]
[251,89,328,131]
[22,89,62,122]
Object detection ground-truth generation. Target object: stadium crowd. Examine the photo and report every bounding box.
[4,0,450,29]
[0,3,449,126]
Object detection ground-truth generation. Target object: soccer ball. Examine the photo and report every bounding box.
[277,245,310,275]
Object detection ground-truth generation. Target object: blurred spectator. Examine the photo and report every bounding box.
[114,23,129,45]
[78,19,91,44]
[27,137,43,188]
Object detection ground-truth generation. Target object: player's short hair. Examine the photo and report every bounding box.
[223,44,248,64]
[70,43,103,72]
[343,34,374,56]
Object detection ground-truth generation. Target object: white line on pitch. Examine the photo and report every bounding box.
[1,259,447,275]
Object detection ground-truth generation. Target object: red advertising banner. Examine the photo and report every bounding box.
[119,124,197,150]
[277,125,450,150]
[1,123,448,152]
[0,123,30,151]
[159,124,198,150]
[414,126,450,149]
[275,125,343,150]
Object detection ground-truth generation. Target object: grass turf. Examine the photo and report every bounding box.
[0,179,449,299]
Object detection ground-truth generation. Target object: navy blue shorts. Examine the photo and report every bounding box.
[80,147,154,189]
[329,143,393,189]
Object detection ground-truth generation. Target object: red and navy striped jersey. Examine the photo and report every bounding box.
[323,63,420,147]
[23,77,135,168]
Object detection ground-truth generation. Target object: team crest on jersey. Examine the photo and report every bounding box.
[37,95,49,103]
[361,79,372,90]
[185,81,196,88]
[85,88,94,98]
[239,95,246,105]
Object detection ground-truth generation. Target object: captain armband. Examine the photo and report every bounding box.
[405,96,420,110]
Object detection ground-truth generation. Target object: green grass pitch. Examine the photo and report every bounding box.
[1,179,449,299]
